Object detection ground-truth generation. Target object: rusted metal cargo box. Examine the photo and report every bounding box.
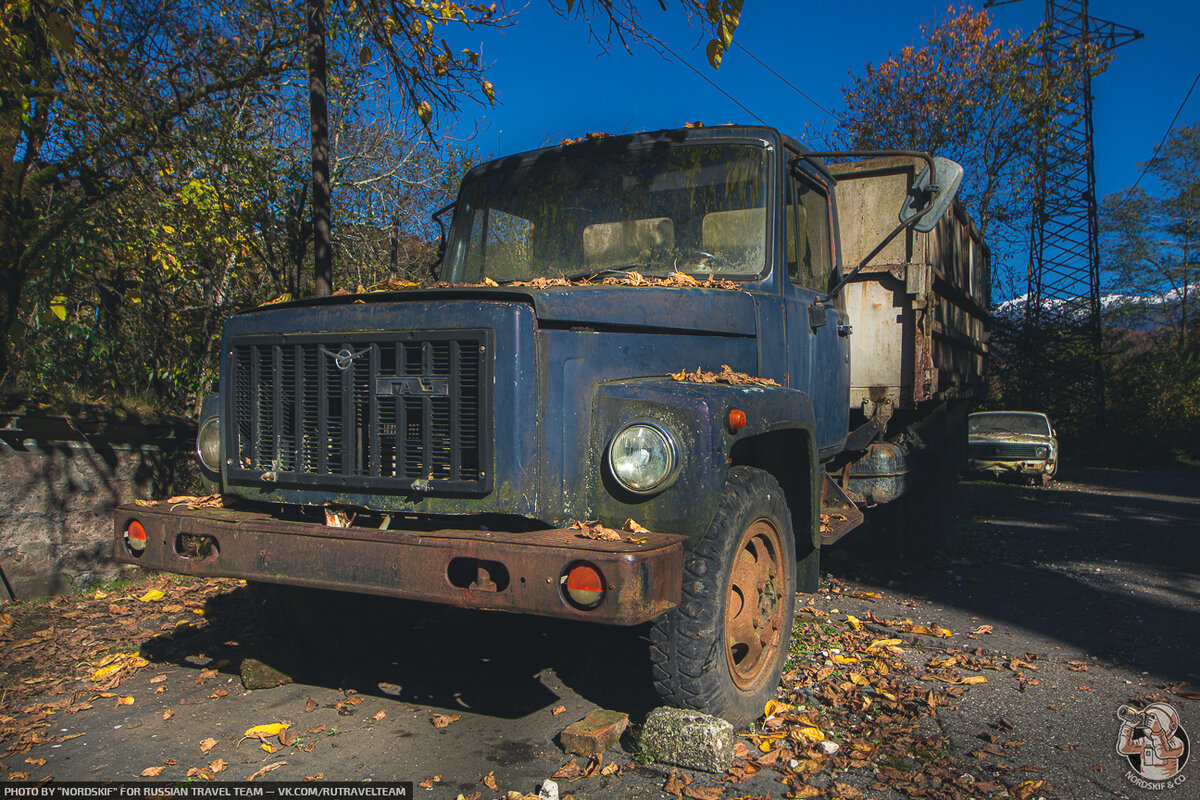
[831,157,989,411]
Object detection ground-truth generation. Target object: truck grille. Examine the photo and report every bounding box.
[970,442,1042,460]
[226,331,492,494]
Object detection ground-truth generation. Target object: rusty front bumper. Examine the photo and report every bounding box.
[113,504,684,625]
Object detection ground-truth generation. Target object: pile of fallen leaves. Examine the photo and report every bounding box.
[134,493,225,511]
[570,519,650,545]
[0,576,242,762]
[669,364,780,387]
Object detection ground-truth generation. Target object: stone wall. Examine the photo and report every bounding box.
[0,415,195,599]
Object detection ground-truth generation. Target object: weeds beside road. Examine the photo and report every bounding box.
[2,465,1197,799]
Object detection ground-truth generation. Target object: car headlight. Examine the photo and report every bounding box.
[607,422,678,494]
[1035,446,1049,459]
[196,416,222,472]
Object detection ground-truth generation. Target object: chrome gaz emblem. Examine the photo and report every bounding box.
[374,376,450,397]
[320,345,369,371]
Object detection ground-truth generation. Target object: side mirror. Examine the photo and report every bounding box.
[899,157,964,233]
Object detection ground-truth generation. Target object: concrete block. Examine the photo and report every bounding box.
[560,709,629,756]
[638,706,735,773]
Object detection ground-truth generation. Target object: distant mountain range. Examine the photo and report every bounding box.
[994,285,1193,332]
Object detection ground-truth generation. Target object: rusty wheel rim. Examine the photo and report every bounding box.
[725,518,785,690]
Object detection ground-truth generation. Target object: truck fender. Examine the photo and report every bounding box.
[588,379,820,578]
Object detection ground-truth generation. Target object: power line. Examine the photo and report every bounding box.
[1131,68,1200,191]
[649,36,768,126]
[732,41,844,124]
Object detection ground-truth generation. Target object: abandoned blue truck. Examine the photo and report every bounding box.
[114,125,989,723]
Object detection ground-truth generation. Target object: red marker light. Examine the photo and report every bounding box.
[125,520,147,553]
[564,563,605,609]
[728,408,747,432]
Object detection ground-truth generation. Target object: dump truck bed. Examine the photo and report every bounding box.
[831,157,990,410]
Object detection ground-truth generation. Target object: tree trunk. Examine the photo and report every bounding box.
[308,0,332,297]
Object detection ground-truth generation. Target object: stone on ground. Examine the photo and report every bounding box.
[559,709,629,756]
[239,657,293,690]
[638,706,735,773]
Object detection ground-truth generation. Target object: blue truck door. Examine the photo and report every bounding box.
[782,163,849,454]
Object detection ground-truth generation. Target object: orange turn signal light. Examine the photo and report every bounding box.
[728,408,747,433]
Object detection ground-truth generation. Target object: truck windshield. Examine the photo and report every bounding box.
[969,413,1051,436]
[443,142,769,283]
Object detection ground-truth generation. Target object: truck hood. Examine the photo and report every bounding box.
[244,285,758,337]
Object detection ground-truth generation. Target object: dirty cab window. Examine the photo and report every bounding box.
[970,414,1051,436]
[786,170,832,292]
[445,143,769,283]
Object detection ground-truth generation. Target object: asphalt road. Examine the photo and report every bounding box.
[3,464,1198,798]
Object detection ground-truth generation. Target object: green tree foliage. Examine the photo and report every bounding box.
[1102,123,1200,352]
[0,0,297,384]
[1099,123,1200,460]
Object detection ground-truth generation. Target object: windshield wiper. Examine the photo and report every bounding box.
[563,264,641,282]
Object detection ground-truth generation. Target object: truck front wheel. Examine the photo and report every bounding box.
[649,466,797,725]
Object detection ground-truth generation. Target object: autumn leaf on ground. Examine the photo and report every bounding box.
[247,761,286,781]
[209,688,228,699]
[431,714,461,728]
[551,705,566,716]
[303,774,323,782]
[140,766,165,778]
[209,759,227,774]
[663,768,691,796]
[8,772,29,781]
[185,767,215,781]
[24,758,46,768]
[552,760,581,779]
[371,710,386,722]
[243,723,290,742]
[162,709,174,720]
[481,770,499,791]
[280,727,297,747]
[117,695,134,705]
[200,738,217,753]
[418,776,442,789]
[304,697,318,713]
[970,624,994,635]
[149,675,168,684]
[138,589,165,602]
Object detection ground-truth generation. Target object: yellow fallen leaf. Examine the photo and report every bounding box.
[117,696,135,705]
[831,654,857,665]
[763,699,794,717]
[162,709,174,720]
[138,589,165,602]
[551,705,566,716]
[961,675,988,685]
[371,710,386,722]
[868,638,902,649]
[845,615,862,631]
[93,590,109,599]
[848,672,869,686]
[244,723,290,740]
[793,726,825,742]
[259,742,276,753]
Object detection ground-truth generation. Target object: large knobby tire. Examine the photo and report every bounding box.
[649,466,797,725]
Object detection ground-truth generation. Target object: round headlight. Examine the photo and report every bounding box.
[1035,446,1049,459]
[196,417,221,472]
[608,423,677,494]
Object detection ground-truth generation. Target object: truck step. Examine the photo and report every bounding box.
[819,473,865,546]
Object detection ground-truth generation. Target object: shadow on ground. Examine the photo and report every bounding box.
[140,587,661,721]
[825,464,1200,686]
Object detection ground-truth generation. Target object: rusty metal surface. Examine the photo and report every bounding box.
[112,504,683,626]
[819,472,865,546]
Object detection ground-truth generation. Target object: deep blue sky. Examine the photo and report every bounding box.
[444,1,1197,204]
